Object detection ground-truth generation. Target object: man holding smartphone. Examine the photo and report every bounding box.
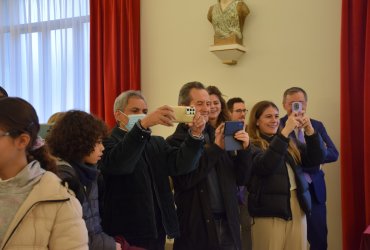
[167,82,253,250]
[280,87,339,250]
[99,90,206,250]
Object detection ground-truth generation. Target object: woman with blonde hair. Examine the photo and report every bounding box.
[247,100,326,250]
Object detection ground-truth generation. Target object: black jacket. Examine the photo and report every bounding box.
[248,133,327,220]
[99,124,203,240]
[166,124,253,250]
[57,160,116,250]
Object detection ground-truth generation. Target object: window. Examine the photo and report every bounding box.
[0,0,90,122]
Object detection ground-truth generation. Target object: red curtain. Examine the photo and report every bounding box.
[341,0,370,249]
[90,0,141,127]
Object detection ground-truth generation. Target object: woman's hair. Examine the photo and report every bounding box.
[206,85,230,127]
[0,86,8,97]
[0,97,57,172]
[47,112,66,124]
[46,110,108,163]
[247,100,301,164]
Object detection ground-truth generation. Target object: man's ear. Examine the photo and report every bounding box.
[114,110,121,121]
[15,133,31,150]
[282,101,289,112]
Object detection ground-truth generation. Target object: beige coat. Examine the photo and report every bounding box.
[0,171,88,250]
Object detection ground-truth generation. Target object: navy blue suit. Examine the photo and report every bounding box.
[280,116,338,250]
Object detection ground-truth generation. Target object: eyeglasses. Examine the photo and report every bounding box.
[234,109,248,114]
[0,132,10,137]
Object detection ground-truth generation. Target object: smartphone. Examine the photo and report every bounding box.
[224,121,244,151]
[292,102,302,113]
[38,124,53,139]
[171,106,196,123]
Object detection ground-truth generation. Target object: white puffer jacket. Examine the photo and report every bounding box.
[0,171,88,250]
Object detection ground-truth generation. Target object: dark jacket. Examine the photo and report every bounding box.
[57,160,116,250]
[280,116,339,204]
[99,124,204,240]
[248,132,327,220]
[166,123,253,250]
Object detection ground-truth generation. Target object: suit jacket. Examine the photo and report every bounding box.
[280,116,339,204]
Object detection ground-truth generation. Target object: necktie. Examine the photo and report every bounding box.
[297,128,305,143]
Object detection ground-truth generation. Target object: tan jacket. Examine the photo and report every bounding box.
[0,171,88,250]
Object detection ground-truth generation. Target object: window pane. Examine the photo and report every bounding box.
[0,0,90,122]
[0,33,10,86]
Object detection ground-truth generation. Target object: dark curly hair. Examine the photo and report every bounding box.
[46,110,108,163]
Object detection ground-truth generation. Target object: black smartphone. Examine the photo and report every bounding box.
[224,121,244,151]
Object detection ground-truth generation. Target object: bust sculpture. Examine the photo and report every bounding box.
[208,0,250,45]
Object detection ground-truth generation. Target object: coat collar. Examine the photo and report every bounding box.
[1,172,72,249]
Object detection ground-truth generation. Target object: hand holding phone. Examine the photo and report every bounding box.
[171,106,196,123]
[224,121,244,151]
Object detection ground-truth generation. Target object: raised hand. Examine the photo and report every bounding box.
[300,113,314,135]
[281,112,300,138]
[234,129,250,149]
[215,123,225,149]
[188,111,206,137]
[140,105,175,129]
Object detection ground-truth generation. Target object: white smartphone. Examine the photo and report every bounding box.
[171,106,196,123]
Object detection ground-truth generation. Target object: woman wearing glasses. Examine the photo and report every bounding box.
[0,97,88,249]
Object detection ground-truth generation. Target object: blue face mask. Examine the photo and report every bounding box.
[120,111,146,131]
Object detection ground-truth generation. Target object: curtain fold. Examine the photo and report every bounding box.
[341,0,370,249]
[90,0,140,127]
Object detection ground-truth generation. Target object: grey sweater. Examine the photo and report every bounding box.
[0,161,44,244]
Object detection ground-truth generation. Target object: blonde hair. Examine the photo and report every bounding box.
[247,100,301,164]
[47,112,66,125]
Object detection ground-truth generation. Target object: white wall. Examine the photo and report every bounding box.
[141,1,341,249]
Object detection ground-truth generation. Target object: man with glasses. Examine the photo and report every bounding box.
[227,97,251,250]
[227,97,248,122]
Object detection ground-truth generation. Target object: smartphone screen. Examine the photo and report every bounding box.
[292,102,302,113]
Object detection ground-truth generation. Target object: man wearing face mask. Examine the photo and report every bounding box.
[99,90,206,250]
